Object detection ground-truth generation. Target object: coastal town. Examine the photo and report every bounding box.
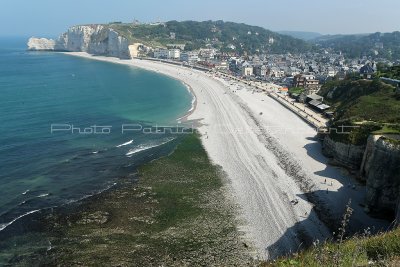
[5,10,400,264]
[119,39,397,133]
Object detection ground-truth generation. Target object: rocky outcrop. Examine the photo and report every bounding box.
[360,135,400,216]
[27,37,56,51]
[322,136,365,170]
[323,134,400,219]
[27,25,131,59]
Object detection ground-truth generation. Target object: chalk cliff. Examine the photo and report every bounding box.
[27,37,56,51]
[322,136,365,170]
[323,134,400,219]
[27,25,131,59]
[360,135,400,216]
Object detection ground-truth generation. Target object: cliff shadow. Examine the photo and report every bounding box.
[266,188,392,260]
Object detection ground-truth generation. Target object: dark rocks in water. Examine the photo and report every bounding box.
[77,211,109,225]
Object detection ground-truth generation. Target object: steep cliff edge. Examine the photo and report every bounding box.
[27,25,131,59]
[28,37,56,51]
[323,134,400,220]
[322,136,365,170]
[360,135,400,217]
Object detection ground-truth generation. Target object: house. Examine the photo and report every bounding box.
[269,67,284,78]
[254,65,267,77]
[180,51,199,63]
[308,100,331,112]
[214,60,228,70]
[278,87,289,95]
[293,74,320,90]
[229,58,241,72]
[128,43,144,58]
[306,93,324,103]
[199,48,217,60]
[241,62,253,76]
[153,48,169,59]
[288,67,301,76]
[360,63,375,79]
[327,67,336,77]
[168,49,181,59]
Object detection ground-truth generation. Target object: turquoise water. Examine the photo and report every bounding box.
[0,38,192,235]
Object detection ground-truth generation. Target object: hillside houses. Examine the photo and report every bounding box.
[146,39,394,88]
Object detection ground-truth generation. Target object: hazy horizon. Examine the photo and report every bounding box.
[1,0,400,37]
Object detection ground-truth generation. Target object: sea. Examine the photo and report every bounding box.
[0,37,193,259]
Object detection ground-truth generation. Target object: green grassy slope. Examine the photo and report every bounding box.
[262,227,400,267]
[107,20,313,54]
[319,78,400,144]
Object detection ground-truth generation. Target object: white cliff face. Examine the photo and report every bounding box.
[28,25,131,59]
[27,37,56,50]
[56,25,100,52]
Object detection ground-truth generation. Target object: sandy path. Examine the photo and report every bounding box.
[64,53,389,259]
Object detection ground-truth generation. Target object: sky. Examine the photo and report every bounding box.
[1,0,399,37]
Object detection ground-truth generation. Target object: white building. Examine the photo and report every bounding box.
[199,48,217,60]
[168,49,181,59]
[269,67,284,78]
[153,48,169,59]
[241,62,253,76]
[180,51,199,63]
[327,67,337,77]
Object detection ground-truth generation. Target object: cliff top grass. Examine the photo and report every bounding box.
[320,78,400,124]
[100,20,313,54]
[288,87,305,95]
[262,227,400,267]
[320,78,400,145]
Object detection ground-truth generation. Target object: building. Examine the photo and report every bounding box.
[128,43,144,58]
[306,93,330,112]
[254,65,267,77]
[180,51,199,64]
[168,49,181,59]
[360,63,375,79]
[214,60,228,70]
[269,67,285,78]
[241,62,253,76]
[293,74,320,89]
[153,48,169,59]
[327,67,337,77]
[199,48,217,60]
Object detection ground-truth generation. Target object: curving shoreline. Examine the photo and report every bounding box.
[63,52,390,259]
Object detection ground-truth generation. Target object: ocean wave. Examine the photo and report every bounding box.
[116,139,134,148]
[126,138,175,157]
[177,87,197,122]
[64,182,118,204]
[37,193,49,198]
[0,209,40,232]
[22,189,30,195]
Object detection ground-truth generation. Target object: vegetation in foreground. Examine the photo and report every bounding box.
[262,227,400,267]
[7,133,251,266]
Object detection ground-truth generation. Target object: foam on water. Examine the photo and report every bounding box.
[126,138,175,157]
[116,139,134,148]
[0,210,40,232]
